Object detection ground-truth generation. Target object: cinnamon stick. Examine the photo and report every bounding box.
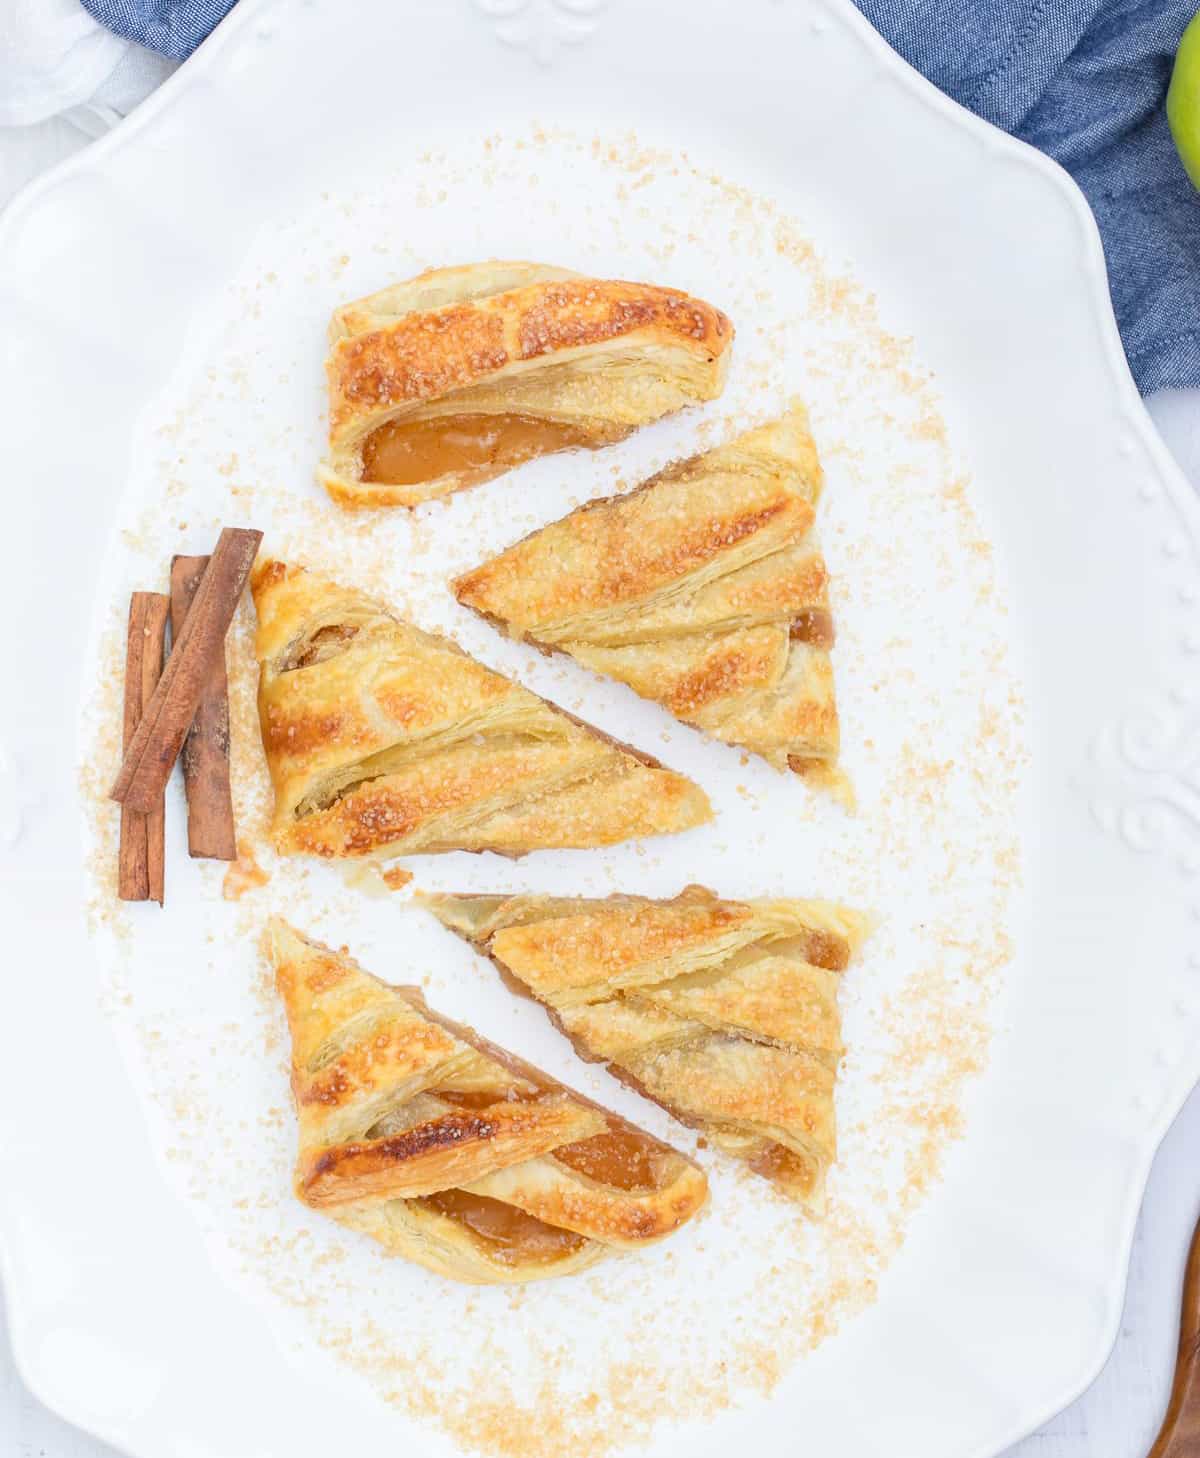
[110,527,261,815]
[117,592,169,903]
[170,555,237,860]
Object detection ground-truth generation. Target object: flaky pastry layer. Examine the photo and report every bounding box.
[454,404,848,799]
[427,885,871,1214]
[320,261,733,507]
[250,558,712,859]
[268,919,708,1283]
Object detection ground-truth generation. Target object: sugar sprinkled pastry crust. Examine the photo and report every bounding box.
[250,558,712,859]
[320,261,733,508]
[267,919,709,1283]
[453,404,848,800]
[426,885,870,1214]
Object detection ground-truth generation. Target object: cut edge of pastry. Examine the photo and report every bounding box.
[250,557,713,861]
[452,403,850,801]
[265,917,710,1284]
[420,886,872,1215]
[319,261,734,509]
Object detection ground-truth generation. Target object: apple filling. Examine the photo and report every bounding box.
[361,412,596,487]
[418,1189,588,1265]
[419,1095,667,1263]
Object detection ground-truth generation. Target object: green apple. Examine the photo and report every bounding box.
[1168,8,1200,190]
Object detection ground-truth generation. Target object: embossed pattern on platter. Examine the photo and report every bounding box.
[1088,431,1200,877]
[473,0,606,65]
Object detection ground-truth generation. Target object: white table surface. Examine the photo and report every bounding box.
[3,99,1199,1458]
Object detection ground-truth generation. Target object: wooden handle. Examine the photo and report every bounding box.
[1148,1213,1200,1457]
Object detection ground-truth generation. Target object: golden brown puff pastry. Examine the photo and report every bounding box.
[425,885,870,1214]
[454,404,849,801]
[320,261,734,509]
[251,558,712,859]
[268,919,708,1283]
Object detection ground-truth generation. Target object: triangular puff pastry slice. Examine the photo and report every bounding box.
[320,261,733,508]
[454,405,847,800]
[268,919,708,1283]
[426,886,870,1214]
[251,559,712,859]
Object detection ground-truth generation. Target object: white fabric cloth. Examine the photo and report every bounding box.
[0,1,173,200]
[0,0,128,125]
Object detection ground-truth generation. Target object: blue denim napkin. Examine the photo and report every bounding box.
[82,0,1200,393]
[80,1,238,63]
